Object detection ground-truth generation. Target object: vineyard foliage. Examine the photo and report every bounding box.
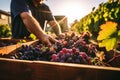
[71,0,120,39]
[97,21,120,51]
[0,24,12,38]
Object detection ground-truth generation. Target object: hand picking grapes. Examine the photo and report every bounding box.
[42,35,59,46]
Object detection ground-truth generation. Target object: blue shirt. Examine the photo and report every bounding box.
[11,0,30,38]
[29,3,54,29]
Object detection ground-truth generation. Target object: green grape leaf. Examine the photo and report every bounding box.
[109,12,114,20]
[99,37,117,51]
[98,41,106,47]
[97,21,117,40]
[94,14,99,23]
[103,12,108,18]
[105,37,117,51]
[114,8,119,18]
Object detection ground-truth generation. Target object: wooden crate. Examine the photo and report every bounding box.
[0,40,120,80]
[0,58,120,80]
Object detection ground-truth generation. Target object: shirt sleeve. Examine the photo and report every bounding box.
[11,0,29,18]
[44,4,54,21]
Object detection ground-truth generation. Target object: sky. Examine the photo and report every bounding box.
[0,0,108,23]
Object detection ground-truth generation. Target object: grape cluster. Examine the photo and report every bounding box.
[51,48,92,64]
[55,32,97,57]
[11,44,56,61]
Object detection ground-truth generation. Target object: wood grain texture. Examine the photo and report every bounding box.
[0,39,38,55]
[0,58,120,80]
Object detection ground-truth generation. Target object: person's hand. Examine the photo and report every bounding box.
[57,33,65,39]
[41,34,58,46]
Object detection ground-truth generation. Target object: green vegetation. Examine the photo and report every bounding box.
[71,0,120,39]
[0,24,12,38]
[97,21,120,51]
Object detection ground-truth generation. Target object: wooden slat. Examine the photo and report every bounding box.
[0,58,120,80]
[0,39,39,55]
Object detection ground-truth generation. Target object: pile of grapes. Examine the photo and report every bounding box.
[9,32,120,67]
[0,41,15,47]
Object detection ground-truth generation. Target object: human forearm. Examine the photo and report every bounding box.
[49,20,62,36]
[20,12,46,40]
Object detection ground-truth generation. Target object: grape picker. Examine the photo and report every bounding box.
[10,0,62,45]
